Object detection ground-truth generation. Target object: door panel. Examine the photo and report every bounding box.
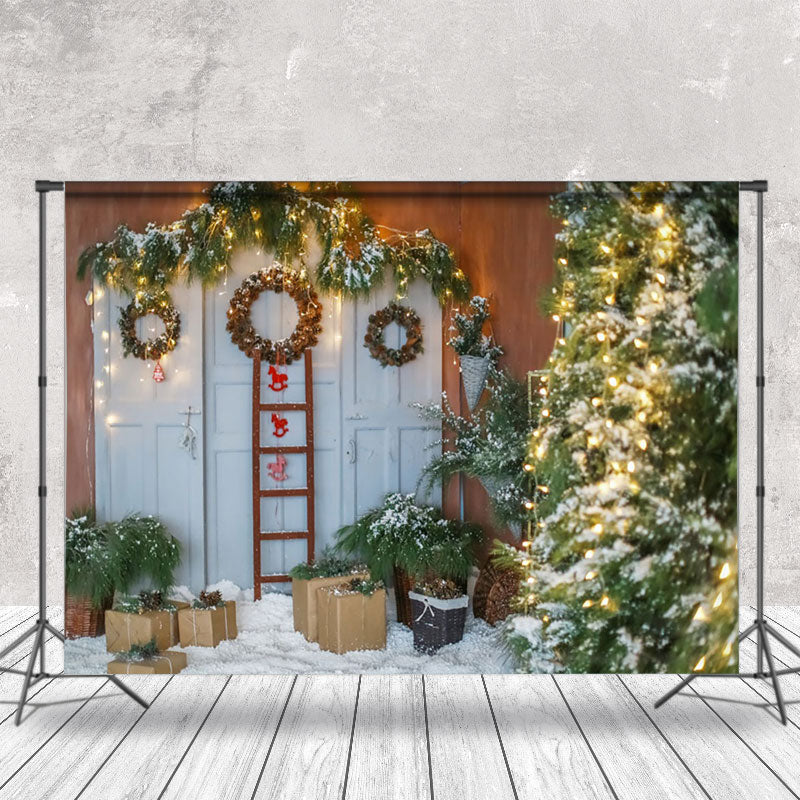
[342,279,442,526]
[204,248,343,587]
[94,280,205,590]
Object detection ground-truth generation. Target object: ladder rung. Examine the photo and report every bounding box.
[259,531,309,541]
[258,488,308,498]
[259,403,307,412]
[258,574,291,583]
[258,446,307,455]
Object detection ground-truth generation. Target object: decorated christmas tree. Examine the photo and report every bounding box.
[506,181,739,673]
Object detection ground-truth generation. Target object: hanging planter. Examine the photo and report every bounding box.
[447,297,502,412]
[459,353,492,411]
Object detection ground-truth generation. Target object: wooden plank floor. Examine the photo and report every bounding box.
[0,606,798,800]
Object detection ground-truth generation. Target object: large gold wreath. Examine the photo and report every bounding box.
[226,265,323,364]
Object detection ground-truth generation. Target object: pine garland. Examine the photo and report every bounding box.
[78,183,470,306]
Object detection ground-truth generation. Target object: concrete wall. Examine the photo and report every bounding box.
[1,1,798,604]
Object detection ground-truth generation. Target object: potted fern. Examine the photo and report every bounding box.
[334,493,481,626]
[65,512,182,639]
[448,296,502,411]
[65,510,115,638]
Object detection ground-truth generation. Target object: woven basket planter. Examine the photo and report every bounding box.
[409,591,469,653]
[65,593,112,639]
[393,566,414,627]
[459,354,491,411]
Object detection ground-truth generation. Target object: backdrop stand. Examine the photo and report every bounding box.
[655,180,800,725]
[0,180,149,726]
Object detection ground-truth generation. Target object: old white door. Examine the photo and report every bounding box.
[93,280,205,590]
[341,280,442,522]
[96,252,442,593]
[203,248,343,587]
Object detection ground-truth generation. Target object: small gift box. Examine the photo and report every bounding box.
[316,580,387,655]
[105,595,190,653]
[292,571,369,642]
[107,649,187,675]
[178,591,237,648]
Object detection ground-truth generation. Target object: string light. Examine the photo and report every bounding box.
[719,562,731,580]
[634,338,647,349]
[608,376,619,388]
[582,599,593,608]
[591,397,602,407]
[591,523,603,535]
[693,656,706,671]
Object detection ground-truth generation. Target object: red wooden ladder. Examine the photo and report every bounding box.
[252,349,315,600]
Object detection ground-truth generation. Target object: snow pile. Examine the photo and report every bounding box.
[65,583,512,675]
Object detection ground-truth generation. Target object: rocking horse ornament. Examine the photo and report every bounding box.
[271,413,289,437]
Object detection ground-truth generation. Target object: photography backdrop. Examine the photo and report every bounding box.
[1,2,799,614]
[62,182,739,675]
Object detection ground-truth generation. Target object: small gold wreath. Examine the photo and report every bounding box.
[226,264,323,364]
[118,292,181,361]
[364,302,424,367]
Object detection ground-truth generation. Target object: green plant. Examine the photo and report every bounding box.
[509,181,739,674]
[116,638,159,661]
[447,295,503,359]
[416,367,536,531]
[108,515,181,596]
[334,493,481,582]
[65,509,115,608]
[288,549,366,581]
[329,578,384,596]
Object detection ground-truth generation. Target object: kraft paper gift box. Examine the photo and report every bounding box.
[292,572,369,642]
[105,601,190,653]
[316,585,387,654]
[107,649,188,675]
[178,602,237,648]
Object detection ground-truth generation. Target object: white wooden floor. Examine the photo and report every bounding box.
[1,606,799,800]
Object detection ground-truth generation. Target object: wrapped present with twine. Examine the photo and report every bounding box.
[105,594,189,653]
[107,639,187,675]
[178,591,237,648]
[292,571,369,642]
[316,579,386,655]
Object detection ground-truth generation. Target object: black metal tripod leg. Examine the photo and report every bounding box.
[654,673,697,709]
[0,623,39,663]
[759,628,788,725]
[737,621,758,643]
[763,622,800,661]
[14,624,44,726]
[45,621,65,642]
[106,676,150,710]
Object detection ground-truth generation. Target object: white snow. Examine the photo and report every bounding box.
[64,583,513,675]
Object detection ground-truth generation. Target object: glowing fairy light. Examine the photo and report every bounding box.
[719,562,731,579]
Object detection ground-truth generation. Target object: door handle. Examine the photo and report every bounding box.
[346,438,357,464]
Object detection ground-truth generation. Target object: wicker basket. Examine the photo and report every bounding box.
[409,591,469,653]
[65,593,112,639]
[459,354,491,411]
[393,566,414,627]
[473,561,518,625]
